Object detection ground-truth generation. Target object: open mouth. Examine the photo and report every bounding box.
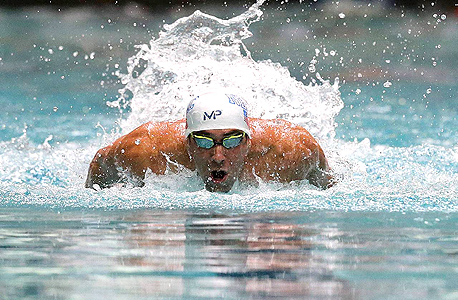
[211,170,228,183]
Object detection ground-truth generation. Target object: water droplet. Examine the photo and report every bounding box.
[355,89,361,95]
[426,88,432,94]
[383,81,392,88]
[339,13,345,19]
[121,149,125,154]
[135,139,141,145]
[53,106,58,112]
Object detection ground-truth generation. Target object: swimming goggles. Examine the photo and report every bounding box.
[191,132,245,149]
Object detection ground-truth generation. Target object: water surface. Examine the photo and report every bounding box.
[0,1,457,299]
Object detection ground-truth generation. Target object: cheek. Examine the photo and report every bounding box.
[228,147,248,167]
[190,149,210,169]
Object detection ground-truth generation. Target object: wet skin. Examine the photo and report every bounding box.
[85,118,334,191]
[187,129,250,192]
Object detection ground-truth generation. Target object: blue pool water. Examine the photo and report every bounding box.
[0,1,457,299]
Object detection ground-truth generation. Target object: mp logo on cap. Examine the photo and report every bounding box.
[203,110,222,121]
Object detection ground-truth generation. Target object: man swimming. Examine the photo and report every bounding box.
[85,91,335,192]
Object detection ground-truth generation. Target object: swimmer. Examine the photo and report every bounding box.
[85,91,335,192]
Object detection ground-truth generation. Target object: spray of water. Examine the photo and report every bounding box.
[111,0,343,141]
[1,2,456,212]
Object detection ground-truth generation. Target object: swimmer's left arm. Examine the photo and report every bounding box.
[304,140,335,189]
[293,128,335,189]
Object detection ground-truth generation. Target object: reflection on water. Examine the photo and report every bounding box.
[0,2,457,299]
[1,208,456,299]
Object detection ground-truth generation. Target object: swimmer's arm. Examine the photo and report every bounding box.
[305,143,335,189]
[85,120,189,190]
[85,144,124,189]
[291,127,334,189]
[85,123,162,190]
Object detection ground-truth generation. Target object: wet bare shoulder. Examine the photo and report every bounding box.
[248,118,317,157]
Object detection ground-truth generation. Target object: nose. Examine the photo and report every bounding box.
[211,144,226,165]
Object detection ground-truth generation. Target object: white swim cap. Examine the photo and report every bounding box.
[185,92,251,138]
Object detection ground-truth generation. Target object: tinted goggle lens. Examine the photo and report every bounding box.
[192,133,245,149]
[193,136,214,149]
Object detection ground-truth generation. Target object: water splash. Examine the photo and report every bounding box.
[0,133,456,212]
[1,4,456,213]
[114,0,343,141]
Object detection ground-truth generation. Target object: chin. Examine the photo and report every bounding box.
[204,180,235,193]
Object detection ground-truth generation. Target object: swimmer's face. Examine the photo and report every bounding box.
[187,129,250,193]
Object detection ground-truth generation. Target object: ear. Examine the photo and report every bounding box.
[244,137,251,155]
[186,137,194,162]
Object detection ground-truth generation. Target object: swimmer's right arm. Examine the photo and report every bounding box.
[85,123,159,190]
[85,120,189,190]
[85,144,123,189]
